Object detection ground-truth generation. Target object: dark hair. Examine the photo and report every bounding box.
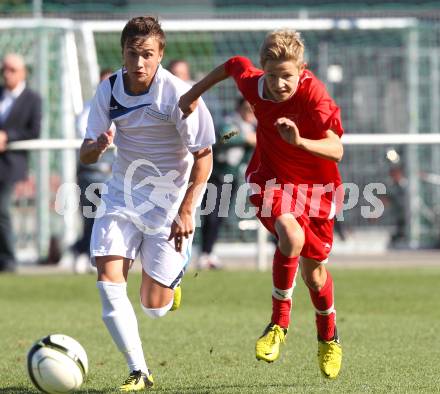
[120,16,166,51]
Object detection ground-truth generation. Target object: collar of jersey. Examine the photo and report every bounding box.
[120,65,162,97]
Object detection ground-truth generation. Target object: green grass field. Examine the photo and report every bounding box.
[1,267,439,393]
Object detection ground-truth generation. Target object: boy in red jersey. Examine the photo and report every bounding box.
[179,29,343,378]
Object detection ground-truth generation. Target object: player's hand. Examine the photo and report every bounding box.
[178,92,199,119]
[275,117,302,146]
[0,130,8,153]
[168,211,194,252]
[96,130,113,153]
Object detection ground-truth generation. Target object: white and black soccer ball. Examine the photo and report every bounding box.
[27,334,88,393]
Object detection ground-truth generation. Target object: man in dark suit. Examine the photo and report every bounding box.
[0,53,42,272]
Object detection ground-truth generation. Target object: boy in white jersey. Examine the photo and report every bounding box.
[80,16,215,391]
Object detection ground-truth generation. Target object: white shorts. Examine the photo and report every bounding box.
[90,212,193,288]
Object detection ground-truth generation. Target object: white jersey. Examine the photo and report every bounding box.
[85,65,215,231]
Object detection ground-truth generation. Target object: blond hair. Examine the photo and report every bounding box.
[259,29,305,68]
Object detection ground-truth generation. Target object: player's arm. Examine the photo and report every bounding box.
[276,117,343,162]
[169,147,213,252]
[80,78,113,164]
[79,130,114,164]
[179,64,229,118]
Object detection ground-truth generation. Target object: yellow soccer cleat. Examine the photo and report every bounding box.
[318,331,342,379]
[255,323,288,363]
[170,284,181,311]
[119,370,154,392]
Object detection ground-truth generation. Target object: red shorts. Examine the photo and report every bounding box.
[249,187,334,262]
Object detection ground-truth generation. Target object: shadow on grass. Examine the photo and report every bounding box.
[0,389,113,394]
[1,383,299,393]
[153,382,299,393]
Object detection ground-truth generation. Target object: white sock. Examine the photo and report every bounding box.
[97,281,148,373]
[140,298,173,319]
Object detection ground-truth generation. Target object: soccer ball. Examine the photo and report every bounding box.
[27,334,88,393]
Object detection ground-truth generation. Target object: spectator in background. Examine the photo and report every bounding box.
[168,59,223,128]
[0,53,41,273]
[167,59,193,84]
[334,218,347,241]
[72,68,115,273]
[386,165,408,248]
[198,97,256,269]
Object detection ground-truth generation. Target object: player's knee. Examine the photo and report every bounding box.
[276,221,304,256]
[140,299,173,319]
[302,269,326,292]
[304,277,323,292]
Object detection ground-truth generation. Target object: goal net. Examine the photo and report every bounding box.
[1,17,440,267]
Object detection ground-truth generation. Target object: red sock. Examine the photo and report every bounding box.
[271,248,299,329]
[308,270,336,341]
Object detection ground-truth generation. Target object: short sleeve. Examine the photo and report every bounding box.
[306,78,344,137]
[85,80,112,140]
[76,103,90,139]
[171,97,216,153]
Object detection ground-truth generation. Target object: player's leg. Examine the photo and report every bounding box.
[255,213,304,363]
[301,257,341,378]
[301,215,341,378]
[91,214,152,391]
[300,259,335,340]
[272,213,304,327]
[138,231,192,318]
[96,256,153,391]
[301,217,338,339]
[139,270,174,317]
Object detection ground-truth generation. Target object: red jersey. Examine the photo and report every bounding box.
[224,56,343,189]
